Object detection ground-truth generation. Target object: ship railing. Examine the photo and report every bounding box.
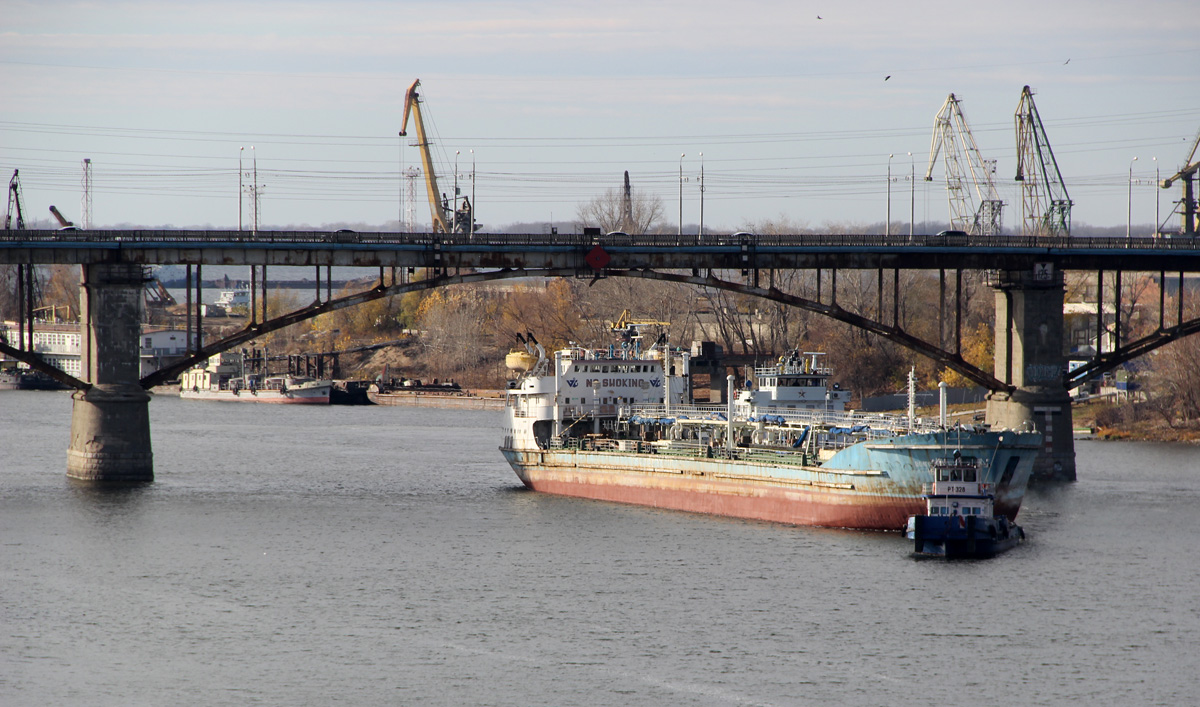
[624,403,943,435]
[751,364,833,377]
[621,403,728,420]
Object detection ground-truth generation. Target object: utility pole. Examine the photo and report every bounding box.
[248,146,265,235]
[470,149,476,237]
[81,158,92,230]
[404,167,418,231]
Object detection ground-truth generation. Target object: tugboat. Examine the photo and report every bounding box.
[905,451,1025,558]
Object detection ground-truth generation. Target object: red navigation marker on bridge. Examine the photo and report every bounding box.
[585,245,610,270]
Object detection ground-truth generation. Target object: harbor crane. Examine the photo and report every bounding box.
[1159,125,1200,237]
[4,170,25,229]
[1014,86,1073,237]
[925,93,1004,235]
[399,79,473,235]
[609,309,670,341]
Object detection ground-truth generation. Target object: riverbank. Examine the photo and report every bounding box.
[1090,419,1200,443]
[1073,398,1200,443]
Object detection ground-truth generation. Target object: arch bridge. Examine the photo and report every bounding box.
[4,228,1200,483]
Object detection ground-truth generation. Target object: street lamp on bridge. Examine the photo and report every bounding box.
[1153,156,1159,237]
[886,154,893,237]
[1127,156,1138,238]
[679,153,686,237]
[908,152,915,238]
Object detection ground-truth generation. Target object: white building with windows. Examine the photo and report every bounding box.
[2,322,191,379]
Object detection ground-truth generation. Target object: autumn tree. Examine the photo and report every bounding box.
[416,287,499,382]
[41,265,81,321]
[0,265,80,322]
[940,321,995,388]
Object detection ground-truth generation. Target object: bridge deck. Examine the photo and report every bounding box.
[3,230,1200,271]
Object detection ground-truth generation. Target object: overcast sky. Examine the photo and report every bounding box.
[2,0,1198,233]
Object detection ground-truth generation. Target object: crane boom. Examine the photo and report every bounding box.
[1014,86,1072,237]
[48,205,73,228]
[1161,125,1200,189]
[1159,125,1200,236]
[924,93,1003,235]
[399,79,451,233]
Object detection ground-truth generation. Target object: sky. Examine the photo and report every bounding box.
[2,0,1198,234]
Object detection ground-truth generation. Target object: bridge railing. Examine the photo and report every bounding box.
[2,229,1198,251]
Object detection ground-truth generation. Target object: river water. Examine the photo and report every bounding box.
[2,391,1198,706]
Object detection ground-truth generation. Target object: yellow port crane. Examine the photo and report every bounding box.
[608,309,670,340]
[399,79,473,234]
[1159,126,1200,237]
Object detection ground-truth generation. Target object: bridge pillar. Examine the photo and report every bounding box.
[67,263,153,483]
[986,267,1075,482]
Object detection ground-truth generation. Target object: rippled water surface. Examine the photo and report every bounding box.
[3,391,1198,705]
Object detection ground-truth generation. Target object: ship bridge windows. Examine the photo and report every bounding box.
[936,457,979,482]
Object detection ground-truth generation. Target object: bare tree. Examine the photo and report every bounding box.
[575,185,666,234]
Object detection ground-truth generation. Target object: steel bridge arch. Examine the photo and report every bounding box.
[141,266,1013,391]
[11,265,1197,393]
[1065,318,1200,390]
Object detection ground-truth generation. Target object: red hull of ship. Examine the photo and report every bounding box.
[516,466,923,531]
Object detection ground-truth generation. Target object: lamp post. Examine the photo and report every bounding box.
[908,152,914,238]
[1127,156,1138,238]
[886,154,893,237]
[698,152,705,238]
[1153,156,1159,237]
[238,146,244,231]
[678,153,686,237]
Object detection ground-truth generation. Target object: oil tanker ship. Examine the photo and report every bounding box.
[499,329,1041,531]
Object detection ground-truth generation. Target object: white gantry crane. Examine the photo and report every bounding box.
[1014,86,1073,237]
[925,93,1004,235]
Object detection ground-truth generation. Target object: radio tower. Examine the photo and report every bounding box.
[81,158,93,229]
[404,166,419,231]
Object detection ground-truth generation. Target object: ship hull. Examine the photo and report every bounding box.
[500,431,1039,531]
[180,386,331,404]
[907,515,1025,558]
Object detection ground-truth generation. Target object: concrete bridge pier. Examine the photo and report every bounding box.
[67,263,154,483]
[986,267,1076,482]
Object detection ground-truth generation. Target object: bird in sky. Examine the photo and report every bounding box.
[817,15,822,20]
[884,75,891,81]
[1064,58,1071,65]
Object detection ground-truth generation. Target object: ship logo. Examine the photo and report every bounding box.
[566,379,579,388]
[650,378,661,386]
